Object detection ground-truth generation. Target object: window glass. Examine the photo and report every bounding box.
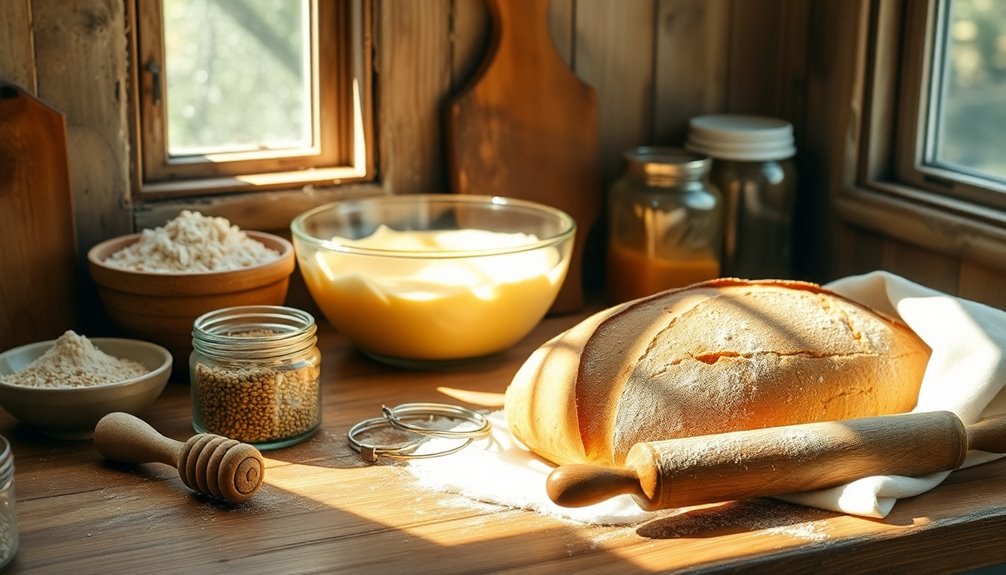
[163,0,313,157]
[930,0,1006,184]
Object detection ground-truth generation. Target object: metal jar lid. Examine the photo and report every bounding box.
[686,115,796,161]
[624,147,712,181]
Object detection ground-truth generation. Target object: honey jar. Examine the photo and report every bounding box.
[605,147,722,304]
[190,305,321,449]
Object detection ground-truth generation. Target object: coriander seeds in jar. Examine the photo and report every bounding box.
[191,306,321,449]
[0,435,18,570]
[606,147,723,304]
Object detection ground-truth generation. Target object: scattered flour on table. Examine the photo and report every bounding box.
[638,499,832,543]
[403,411,673,526]
[103,210,279,273]
[401,412,835,540]
[0,331,146,388]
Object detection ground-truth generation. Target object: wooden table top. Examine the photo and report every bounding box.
[3,307,1006,574]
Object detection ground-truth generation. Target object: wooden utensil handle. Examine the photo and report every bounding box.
[94,412,184,468]
[966,414,1006,453]
[549,411,976,511]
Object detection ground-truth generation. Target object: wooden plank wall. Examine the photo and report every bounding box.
[3,0,134,257]
[0,1,35,90]
[377,0,811,194]
[1,0,1003,311]
[376,0,819,288]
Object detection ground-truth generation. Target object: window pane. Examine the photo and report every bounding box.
[931,0,1006,183]
[163,0,313,157]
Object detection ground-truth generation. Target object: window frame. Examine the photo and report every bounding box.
[893,0,1006,214]
[128,0,373,199]
[838,0,1006,269]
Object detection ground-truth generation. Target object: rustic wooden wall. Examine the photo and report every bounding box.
[1,0,1003,312]
[2,0,133,254]
[377,0,818,281]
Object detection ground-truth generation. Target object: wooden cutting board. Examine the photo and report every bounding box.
[446,0,602,314]
[0,83,78,351]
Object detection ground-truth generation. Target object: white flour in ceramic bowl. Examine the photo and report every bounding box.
[0,331,146,388]
[102,210,279,273]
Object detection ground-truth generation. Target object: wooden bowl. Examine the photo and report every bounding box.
[87,231,295,364]
[0,338,171,439]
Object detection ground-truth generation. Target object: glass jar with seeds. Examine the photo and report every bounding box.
[191,305,321,449]
[0,435,18,569]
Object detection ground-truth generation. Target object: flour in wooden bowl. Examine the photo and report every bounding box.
[0,331,147,388]
[102,210,279,273]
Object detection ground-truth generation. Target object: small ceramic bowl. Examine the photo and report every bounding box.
[0,338,172,439]
[87,231,295,363]
[291,194,575,367]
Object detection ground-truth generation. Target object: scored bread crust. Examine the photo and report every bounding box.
[503,278,932,466]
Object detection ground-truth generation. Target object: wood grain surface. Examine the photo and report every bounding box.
[446,0,602,313]
[2,308,1005,574]
[0,82,78,351]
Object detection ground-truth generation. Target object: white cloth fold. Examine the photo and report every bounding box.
[406,271,1006,522]
[780,270,1006,516]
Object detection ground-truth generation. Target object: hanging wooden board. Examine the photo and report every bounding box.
[445,0,601,314]
[0,83,78,350]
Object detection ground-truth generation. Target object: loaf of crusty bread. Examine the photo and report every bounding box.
[503,279,931,466]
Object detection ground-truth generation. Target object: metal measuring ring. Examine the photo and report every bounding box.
[347,404,485,463]
[381,403,492,439]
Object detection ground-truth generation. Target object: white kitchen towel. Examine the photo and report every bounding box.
[780,270,1006,516]
[406,270,1006,521]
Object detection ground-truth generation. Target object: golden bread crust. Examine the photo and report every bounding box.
[504,279,931,466]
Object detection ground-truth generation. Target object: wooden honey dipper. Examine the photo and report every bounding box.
[547,411,1006,511]
[94,412,265,504]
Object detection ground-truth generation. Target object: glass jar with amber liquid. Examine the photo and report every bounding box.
[605,147,722,304]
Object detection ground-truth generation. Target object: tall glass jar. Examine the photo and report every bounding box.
[0,435,18,570]
[191,305,321,450]
[687,115,797,279]
[606,147,723,304]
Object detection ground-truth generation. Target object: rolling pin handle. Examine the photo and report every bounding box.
[965,414,1006,455]
[546,464,649,508]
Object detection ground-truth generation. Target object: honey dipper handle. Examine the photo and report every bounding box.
[94,412,184,468]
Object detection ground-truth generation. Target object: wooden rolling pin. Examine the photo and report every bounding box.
[547,411,1006,511]
[94,412,265,503]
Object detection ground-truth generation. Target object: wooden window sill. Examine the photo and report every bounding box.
[836,183,1006,275]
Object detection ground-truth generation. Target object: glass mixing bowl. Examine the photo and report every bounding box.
[291,194,575,367]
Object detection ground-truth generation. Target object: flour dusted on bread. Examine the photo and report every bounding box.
[103,210,278,273]
[503,279,932,466]
[1,331,146,388]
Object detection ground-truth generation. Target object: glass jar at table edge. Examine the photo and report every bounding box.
[605,146,723,305]
[0,435,18,570]
[190,305,321,450]
[686,114,797,280]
